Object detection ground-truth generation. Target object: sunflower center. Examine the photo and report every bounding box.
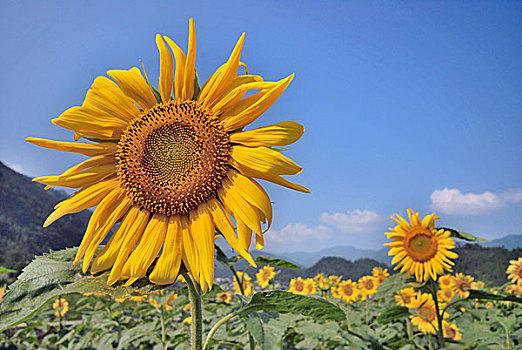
[419,306,435,321]
[445,326,456,338]
[116,100,230,216]
[365,280,374,290]
[405,229,438,262]
[295,282,304,291]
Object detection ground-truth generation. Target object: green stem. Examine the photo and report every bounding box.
[229,265,255,350]
[428,279,445,347]
[428,334,433,350]
[182,268,203,350]
[160,306,167,350]
[203,311,239,350]
[405,317,413,340]
[58,296,63,332]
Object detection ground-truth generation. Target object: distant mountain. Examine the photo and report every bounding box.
[263,245,391,268]
[478,234,522,249]
[0,161,90,272]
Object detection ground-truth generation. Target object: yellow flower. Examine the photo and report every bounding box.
[313,274,329,290]
[304,278,316,295]
[410,293,445,335]
[328,275,341,286]
[130,295,147,302]
[475,281,485,289]
[0,286,5,303]
[438,274,454,290]
[216,291,232,304]
[330,286,341,299]
[233,272,253,296]
[27,18,308,292]
[395,288,418,308]
[506,257,522,286]
[339,280,359,303]
[385,209,458,282]
[183,316,192,325]
[372,267,389,284]
[358,276,378,296]
[437,288,455,303]
[506,284,522,296]
[165,292,179,311]
[442,321,462,341]
[357,288,367,302]
[289,277,308,295]
[256,266,275,289]
[52,298,69,317]
[183,303,191,312]
[452,273,476,298]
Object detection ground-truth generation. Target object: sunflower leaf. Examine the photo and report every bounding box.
[376,306,410,324]
[239,290,346,321]
[439,227,489,242]
[466,289,522,304]
[255,256,300,269]
[0,266,16,274]
[0,247,167,331]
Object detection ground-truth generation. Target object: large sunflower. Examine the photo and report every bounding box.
[384,209,458,282]
[27,19,308,292]
[506,257,522,286]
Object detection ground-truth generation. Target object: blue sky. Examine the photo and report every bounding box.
[1,1,521,253]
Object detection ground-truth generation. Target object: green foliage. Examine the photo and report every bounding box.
[0,267,16,274]
[255,256,300,269]
[441,227,489,242]
[376,306,409,324]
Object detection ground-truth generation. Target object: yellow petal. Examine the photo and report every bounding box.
[43,176,119,227]
[230,121,304,147]
[181,215,200,284]
[217,185,263,236]
[33,164,116,189]
[107,207,150,285]
[230,145,302,176]
[189,204,215,292]
[182,18,196,100]
[199,33,246,108]
[122,213,168,285]
[225,169,272,229]
[255,233,265,250]
[26,137,118,157]
[83,76,140,122]
[156,34,174,102]
[108,67,157,109]
[149,216,183,285]
[231,162,310,193]
[163,36,186,100]
[237,219,253,251]
[212,81,276,115]
[221,74,294,131]
[206,197,256,267]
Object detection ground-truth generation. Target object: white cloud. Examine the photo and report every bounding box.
[320,209,381,233]
[267,223,331,243]
[501,189,522,203]
[430,188,506,215]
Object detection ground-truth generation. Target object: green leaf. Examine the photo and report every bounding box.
[255,256,299,269]
[0,266,16,274]
[376,306,410,324]
[215,245,239,267]
[243,312,284,350]
[0,247,167,331]
[439,227,489,242]
[375,273,408,298]
[239,290,346,322]
[467,289,522,303]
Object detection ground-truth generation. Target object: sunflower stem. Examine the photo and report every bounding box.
[229,265,255,349]
[203,311,239,350]
[428,279,445,347]
[182,269,203,350]
[160,306,167,350]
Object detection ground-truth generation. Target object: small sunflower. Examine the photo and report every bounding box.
[395,288,418,308]
[304,278,317,295]
[130,295,147,303]
[442,321,462,341]
[52,298,69,318]
[506,257,522,286]
[438,274,454,290]
[505,284,522,296]
[313,274,329,290]
[372,267,389,284]
[330,286,341,299]
[385,209,458,282]
[0,286,5,303]
[288,277,307,295]
[256,266,275,289]
[183,316,192,325]
[410,293,445,335]
[358,276,378,296]
[452,273,476,298]
[233,271,253,296]
[328,275,341,286]
[437,288,455,303]
[27,18,308,292]
[216,291,232,304]
[339,280,359,303]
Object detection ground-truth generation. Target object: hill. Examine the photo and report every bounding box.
[0,161,90,271]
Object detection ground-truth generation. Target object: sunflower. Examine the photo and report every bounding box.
[438,274,454,290]
[233,271,253,296]
[256,266,275,289]
[358,276,378,296]
[372,267,389,284]
[505,284,521,296]
[384,209,458,282]
[304,278,316,295]
[183,316,192,325]
[338,280,359,303]
[395,288,418,308]
[442,321,462,341]
[314,274,329,290]
[506,257,522,286]
[328,275,341,286]
[330,286,341,299]
[451,273,476,298]
[0,286,5,303]
[216,291,232,304]
[52,298,69,318]
[437,288,455,303]
[410,293,444,335]
[289,277,307,295]
[27,19,308,292]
